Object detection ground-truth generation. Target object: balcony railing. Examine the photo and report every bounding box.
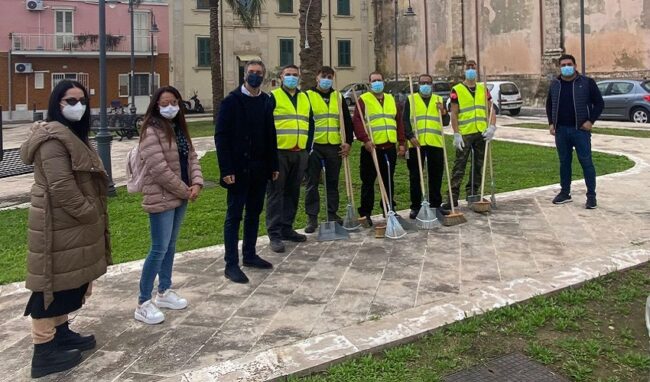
[11,33,157,54]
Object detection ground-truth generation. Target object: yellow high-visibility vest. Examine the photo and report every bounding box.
[306,90,341,145]
[453,83,487,135]
[272,88,310,150]
[407,93,443,148]
[360,92,397,145]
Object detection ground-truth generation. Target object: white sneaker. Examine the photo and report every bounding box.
[154,289,188,310]
[134,300,165,324]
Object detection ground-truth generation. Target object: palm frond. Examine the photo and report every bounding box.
[224,0,265,30]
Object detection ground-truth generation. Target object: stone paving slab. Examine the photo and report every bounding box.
[0,126,649,381]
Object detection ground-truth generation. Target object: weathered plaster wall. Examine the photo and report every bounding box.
[562,0,650,73]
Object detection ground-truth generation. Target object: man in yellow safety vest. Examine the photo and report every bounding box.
[266,64,314,253]
[304,66,354,233]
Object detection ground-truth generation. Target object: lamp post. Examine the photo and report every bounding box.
[98,0,116,196]
[129,0,138,114]
[394,0,416,81]
[149,12,159,98]
[579,0,586,74]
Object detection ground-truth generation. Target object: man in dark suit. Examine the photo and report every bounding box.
[216,60,279,283]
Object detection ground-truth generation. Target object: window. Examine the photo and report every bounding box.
[197,37,211,67]
[337,40,351,67]
[337,0,350,16]
[499,83,519,95]
[279,39,294,67]
[597,82,610,95]
[196,0,210,9]
[119,73,160,97]
[55,10,74,50]
[35,73,44,89]
[52,73,78,90]
[278,0,293,13]
[609,82,634,95]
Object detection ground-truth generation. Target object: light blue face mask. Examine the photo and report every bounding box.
[465,69,477,80]
[419,84,432,96]
[318,78,333,90]
[561,66,575,77]
[370,81,384,93]
[283,75,299,89]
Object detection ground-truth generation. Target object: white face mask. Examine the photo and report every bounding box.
[61,102,86,122]
[160,105,180,120]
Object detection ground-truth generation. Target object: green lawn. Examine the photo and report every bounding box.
[509,123,650,138]
[0,138,633,284]
[187,120,215,138]
[292,262,650,382]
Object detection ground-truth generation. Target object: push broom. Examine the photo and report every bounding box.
[470,71,493,213]
[407,75,438,229]
[338,94,361,231]
[439,112,467,226]
[353,92,406,239]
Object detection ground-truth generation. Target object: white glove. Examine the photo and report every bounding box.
[483,124,497,142]
[453,133,465,151]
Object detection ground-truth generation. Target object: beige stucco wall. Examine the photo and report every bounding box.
[169,0,375,109]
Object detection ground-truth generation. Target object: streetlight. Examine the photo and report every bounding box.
[149,12,159,97]
[98,0,116,196]
[579,0,586,74]
[394,0,416,81]
[128,0,140,114]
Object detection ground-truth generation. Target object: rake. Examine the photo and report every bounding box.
[353,92,406,239]
[439,112,466,226]
[488,142,497,209]
[470,72,493,214]
[407,75,437,229]
[338,94,361,230]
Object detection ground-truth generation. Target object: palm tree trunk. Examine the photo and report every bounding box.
[210,0,223,119]
[299,0,323,89]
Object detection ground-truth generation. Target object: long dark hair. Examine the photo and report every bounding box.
[140,86,193,149]
[46,80,91,143]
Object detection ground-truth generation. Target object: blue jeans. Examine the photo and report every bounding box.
[555,126,596,197]
[138,201,188,304]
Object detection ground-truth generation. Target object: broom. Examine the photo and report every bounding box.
[353,92,406,239]
[338,94,361,230]
[470,72,492,213]
[439,110,467,226]
[407,75,437,229]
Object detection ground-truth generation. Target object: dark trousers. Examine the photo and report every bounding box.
[305,144,342,219]
[223,175,267,267]
[359,145,397,217]
[266,150,309,240]
[449,132,485,202]
[555,126,596,197]
[407,146,444,210]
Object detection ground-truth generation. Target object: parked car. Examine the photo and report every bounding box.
[341,82,369,106]
[487,81,523,116]
[597,80,650,124]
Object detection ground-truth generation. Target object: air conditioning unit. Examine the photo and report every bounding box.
[26,0,45,11]
[15,63,34,73]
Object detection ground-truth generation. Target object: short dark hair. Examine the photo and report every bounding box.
[46,80,91,143]
[244,60,266,76]
[466,59,477,67]
[558,54,576,65]
[317,66,335,76]
[368,71,383,81]
[418,74,433,83]
[281,64,300,75]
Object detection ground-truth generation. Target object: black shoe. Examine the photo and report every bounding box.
[304,215,318,234]
[243,255,273,269]
[54,321,96,352]
[437,207,450,216]
[224,265,249,284]
[365,215,373,227]
[328,214,343,225]
[585,196,597,209]
[31,340,82,379]
[552,192,572,204]
[409,209,418,219]
[269,239,285,253]
[441,201,458,210]
[281,230,307,242]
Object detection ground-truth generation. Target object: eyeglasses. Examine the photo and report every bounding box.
[62,97,88,106]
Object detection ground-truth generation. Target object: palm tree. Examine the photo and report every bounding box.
[299,0,322,88]
[209,0,265,118]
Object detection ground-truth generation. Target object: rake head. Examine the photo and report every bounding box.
[416,201,439,230]
[342,203,361,231]
[385,211,407,239]
[470,199,491,214]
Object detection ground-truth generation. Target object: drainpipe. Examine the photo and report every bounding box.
[423,0,429,73]
[328,0,332,67]
[559,0,564,51]
[7,48,12,121]
[460,0,465,55]
[474,0,479,65]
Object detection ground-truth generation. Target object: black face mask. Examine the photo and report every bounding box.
[246,73,263,88]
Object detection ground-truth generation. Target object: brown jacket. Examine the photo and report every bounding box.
[20,121,112,309]
[139,123,203,213]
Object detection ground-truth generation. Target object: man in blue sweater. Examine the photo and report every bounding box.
[546,54,604,209]
[216,60,279,283]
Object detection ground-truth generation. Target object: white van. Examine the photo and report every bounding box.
[487,81,523,115]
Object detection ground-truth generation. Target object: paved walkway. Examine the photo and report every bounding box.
[0,125,649,382]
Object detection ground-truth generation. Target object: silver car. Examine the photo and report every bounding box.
[341,83,369,106]
[597,80,650,124]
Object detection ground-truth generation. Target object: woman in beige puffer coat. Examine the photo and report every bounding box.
[20,80,111,378]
